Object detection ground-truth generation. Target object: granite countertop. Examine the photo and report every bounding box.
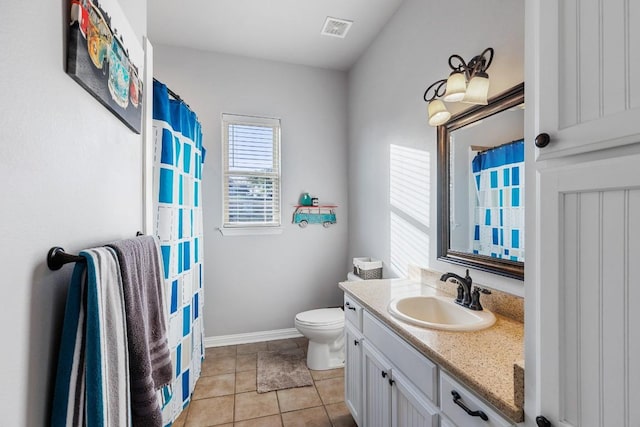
[339,278,524,423]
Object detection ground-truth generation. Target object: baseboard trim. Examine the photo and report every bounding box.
[204,328,303,348]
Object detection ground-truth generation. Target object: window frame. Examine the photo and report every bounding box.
[219,113,283,236]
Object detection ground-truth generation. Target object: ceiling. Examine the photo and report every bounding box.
[147,0,405,71]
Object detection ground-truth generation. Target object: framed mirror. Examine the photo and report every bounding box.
[437,83,525,280]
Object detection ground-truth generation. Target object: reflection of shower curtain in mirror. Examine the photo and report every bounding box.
[472,139,524,261]
[152,80,205,425]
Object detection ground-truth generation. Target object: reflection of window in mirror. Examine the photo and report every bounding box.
[448,104,525,261]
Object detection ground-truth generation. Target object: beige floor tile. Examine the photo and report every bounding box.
[310,367,344,381]
[206,345,237,358]
[185,395,234,427]
[267,339,299,351]
[236,353,257,372]
[237,342,269,354]
[314,377,345,405]
[234,414,283,427]
[276,385,322,413]
[235,370,257,393]
[234,391,280,421]
[192,373,235,400]
[201,355,236,376]
[325,402,357,427]
[172,406,189,427]
[281,406,331,427]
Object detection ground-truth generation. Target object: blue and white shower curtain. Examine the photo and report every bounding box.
[152,80,205,426]
[471,139,524,261]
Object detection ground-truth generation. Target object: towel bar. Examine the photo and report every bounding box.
[47,232,145,270]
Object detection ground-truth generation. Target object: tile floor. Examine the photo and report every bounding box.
[172,337,357,427]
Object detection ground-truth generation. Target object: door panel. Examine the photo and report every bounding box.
[538,156,640,426]
[362,341,392,427]
[537,0,640,160]
[345,324,363,425]
[391,370,438,427]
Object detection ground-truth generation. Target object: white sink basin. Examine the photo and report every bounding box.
[388,295,496,331]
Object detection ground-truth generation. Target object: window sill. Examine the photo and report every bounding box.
[218,227,284,236]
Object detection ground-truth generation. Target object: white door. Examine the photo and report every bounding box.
[362,341,392,427]
[390,369,438,427]
[538,156,640,427]
[528,0,640,426]
[533,0,640,161]
[345,324,363,426]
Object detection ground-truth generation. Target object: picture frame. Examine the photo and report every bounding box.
[67,0,144,133]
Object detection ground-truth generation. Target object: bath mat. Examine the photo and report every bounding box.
[257,348,313,393]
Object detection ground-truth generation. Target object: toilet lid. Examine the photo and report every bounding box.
[296,308,344,327]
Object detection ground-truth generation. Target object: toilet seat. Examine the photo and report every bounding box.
[295,308,344,328]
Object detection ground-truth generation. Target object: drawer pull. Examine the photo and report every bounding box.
[536,416,552,427]
[451,391,488,421]
[345,302,357,311]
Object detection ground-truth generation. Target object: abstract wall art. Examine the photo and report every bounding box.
[67,0,144,133]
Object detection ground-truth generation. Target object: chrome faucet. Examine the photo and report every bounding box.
[440,269,473,307]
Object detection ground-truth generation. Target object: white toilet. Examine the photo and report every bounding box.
[295,273,362,370]
[295,307,345,370]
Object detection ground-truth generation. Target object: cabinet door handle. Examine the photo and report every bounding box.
[381,371,388,378]
[535,133,551,148]
[536,416,552,427]
[451,391,488,421]
[345,302,357,311]
[354,339,359,346]
[388,378,395,386]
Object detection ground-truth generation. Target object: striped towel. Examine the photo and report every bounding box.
[108,236,172,427]
[51,247,131,427]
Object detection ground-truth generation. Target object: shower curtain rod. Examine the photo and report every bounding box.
[471,138,524,153]
[47,232,144,271]
[153,78,192,110]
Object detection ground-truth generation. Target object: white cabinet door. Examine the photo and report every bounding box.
[533,0,640,160]
[391,369,438,427]
[537,156,640,427]
[345,323,363,426]
[362,341,392,427]
[529,0,640,425]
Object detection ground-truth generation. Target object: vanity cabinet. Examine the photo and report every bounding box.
[344,295,515,427]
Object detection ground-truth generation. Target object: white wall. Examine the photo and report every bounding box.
[0,1,146,425]
[348,0,525,295]
[152,45,349,337]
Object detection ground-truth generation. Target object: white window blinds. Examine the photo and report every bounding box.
[222,114,281,228]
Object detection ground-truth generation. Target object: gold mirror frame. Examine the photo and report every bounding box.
[436,82,525,280]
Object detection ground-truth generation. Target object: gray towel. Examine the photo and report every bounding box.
[108,236,172,427]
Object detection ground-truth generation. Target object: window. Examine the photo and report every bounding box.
[221,114,281,235]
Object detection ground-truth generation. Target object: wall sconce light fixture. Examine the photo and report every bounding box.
[423,47,494,126]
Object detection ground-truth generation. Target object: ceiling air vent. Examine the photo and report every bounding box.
[321,17,353,38]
